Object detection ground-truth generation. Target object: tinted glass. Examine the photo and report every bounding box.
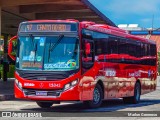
[16,36,80,71]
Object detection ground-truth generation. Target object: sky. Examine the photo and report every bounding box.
[89,0,160,28]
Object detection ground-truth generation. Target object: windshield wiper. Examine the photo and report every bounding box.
[48,34,64,62]
[29,34,37,63]
[72,37,79,59]
[29,34,34,49]
[50,34,64,51]
[33,42,38,63]
[29,34,37,51]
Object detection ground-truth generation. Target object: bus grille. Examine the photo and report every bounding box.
[23,89,62,97]
[17,70,68,80]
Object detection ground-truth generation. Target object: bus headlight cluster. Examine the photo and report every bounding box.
[64,79,78,91]
[15,79,23,90]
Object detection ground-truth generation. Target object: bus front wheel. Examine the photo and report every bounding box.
[123,82,141,104]
[84,84,103,108]
[36,101,53,108]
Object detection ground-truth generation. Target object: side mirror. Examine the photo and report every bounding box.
[85,42,91,56]
[8,36,17,61]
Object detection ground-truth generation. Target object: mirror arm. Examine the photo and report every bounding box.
[8,36,17,61]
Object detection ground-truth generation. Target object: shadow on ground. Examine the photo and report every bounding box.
[21,98,160,113]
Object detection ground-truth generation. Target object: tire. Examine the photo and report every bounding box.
[123,82,141,104]
[84,84,103,108]
[36,101,53,108]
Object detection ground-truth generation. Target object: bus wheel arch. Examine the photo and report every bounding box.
[136,79,141,95]
[97,80,104,99]
[123,80,141,104]
[134,80,141,103]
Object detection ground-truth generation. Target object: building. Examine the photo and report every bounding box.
[118,24,160,51]
[0,0,117,81]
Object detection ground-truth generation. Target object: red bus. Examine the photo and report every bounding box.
[8,20,157,108]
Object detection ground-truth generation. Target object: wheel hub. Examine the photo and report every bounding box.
[93,88,100,104]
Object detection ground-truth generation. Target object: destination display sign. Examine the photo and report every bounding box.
[19,23,78,33]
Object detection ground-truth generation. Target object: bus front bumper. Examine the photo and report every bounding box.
[14,83,81,101]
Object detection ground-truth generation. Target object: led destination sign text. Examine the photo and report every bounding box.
[19,23,77,32]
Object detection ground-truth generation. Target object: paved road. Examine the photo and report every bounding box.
[0,78,160,119]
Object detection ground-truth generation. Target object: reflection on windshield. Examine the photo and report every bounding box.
[16,36,79,71]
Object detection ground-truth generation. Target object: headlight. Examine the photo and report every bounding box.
[18,82,22,90]
[15,79,18,85]
[64,79,78,91]
[64,83,71,91]
[15,79,23,90]
[71,79,78,86]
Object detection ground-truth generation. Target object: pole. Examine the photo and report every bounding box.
[3,34,9,81]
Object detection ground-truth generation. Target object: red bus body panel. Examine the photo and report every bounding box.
[12,20,157,102]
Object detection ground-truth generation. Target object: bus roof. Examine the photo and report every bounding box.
[84,23,156,45]
[19,20,156,45]
[21,19,79,24]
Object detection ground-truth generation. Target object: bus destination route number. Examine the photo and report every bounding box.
[19,23,76,32]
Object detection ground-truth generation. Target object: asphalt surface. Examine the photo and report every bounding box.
[0,79,14,100]
[0,77,160,119]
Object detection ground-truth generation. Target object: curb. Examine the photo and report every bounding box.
[0,94,15,101]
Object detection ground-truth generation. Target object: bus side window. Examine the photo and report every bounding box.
[107,37,118,54]
[82,39,94,69]
[150,44,156,66]
[95,38,109,55]
[136,42,142,57]
[118,38,126,55]
[127,39,136,57]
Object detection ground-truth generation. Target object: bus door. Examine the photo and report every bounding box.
[81,38,95,100]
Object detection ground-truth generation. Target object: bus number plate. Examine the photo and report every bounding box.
[36,91,47,96]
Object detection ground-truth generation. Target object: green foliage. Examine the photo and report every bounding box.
[0,65,15,78]
[0,51,4,55]
[11,52,16,56]
[0,36,16,79]
[12,40,17,46]
[11,40,17,56]
[8,65,15,78]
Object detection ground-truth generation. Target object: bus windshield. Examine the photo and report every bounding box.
[16,36,80,71]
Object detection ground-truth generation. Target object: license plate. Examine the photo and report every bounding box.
[36,91,47,96]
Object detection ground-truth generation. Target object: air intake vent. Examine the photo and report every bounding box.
[17,70,68,80]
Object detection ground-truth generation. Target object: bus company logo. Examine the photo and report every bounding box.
[129,71,141,77]
[49,83,61,88]
[39,83,44,88]
[105,69,116,77]
[24,83,35,87]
